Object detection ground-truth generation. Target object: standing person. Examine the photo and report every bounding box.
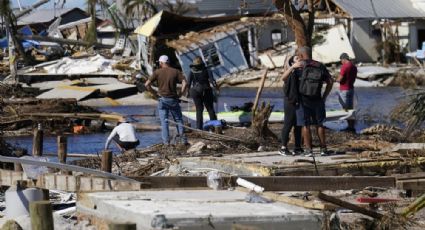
[278,55,303,156]
[296,47,334,157]
[336,53,356,132]
[188,56,218,130]
[145,55,188,145]
[105,117,139,151]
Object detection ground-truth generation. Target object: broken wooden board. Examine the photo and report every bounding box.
[38,174,142,192]
[0,170,143,192]
[177,154,425,177]
[0,156,136,182]
[236,187,336,210]
[317,192,384,219]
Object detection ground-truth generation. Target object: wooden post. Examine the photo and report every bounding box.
[101,150,113,173]
[14,149,25,172]
[252,70,268,117]
[32,128,43,157]
[108,223,137,230]
[57,136,67,164]
[30,201,54,230]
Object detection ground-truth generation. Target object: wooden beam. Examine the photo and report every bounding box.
[132,176,395,191]
[17,34,114,48]
[317,192,384,219]
[237,187,336,210]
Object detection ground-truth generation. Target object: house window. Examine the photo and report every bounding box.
[201,44,221,67]
[271,29,282,46]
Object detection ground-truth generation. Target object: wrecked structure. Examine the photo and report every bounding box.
[135,11,291,78]
[321,0,425,63]
[167,16,292,78]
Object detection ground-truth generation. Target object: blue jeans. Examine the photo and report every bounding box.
[158,97,187,144]
[338,89,354,110]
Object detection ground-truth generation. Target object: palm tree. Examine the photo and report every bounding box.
[160,0,195,16]
[123,0,157,22]
[0,0,30,81]
[85,0,98,46]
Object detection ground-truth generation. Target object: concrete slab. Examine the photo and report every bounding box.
[78,93,157,107]
[36,86,99,101]
[95,83,137,98]
[29,80,77,91]
[77,190,322,230]
[177,151,414,176]
[84,77,121,85]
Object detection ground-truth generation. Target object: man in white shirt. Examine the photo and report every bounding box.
[105,117,139,151]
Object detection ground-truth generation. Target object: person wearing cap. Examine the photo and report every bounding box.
[188,56,218,130]
[336,52,357,131]
[144,55,188,145]
[105,117,139,151]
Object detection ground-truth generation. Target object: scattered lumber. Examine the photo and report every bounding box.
[317,192,384,219]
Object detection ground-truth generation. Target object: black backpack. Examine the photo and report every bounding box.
[299,63,324,98]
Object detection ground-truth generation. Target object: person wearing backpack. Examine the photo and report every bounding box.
[278,55,303,156]
[296,47,334,157]
[188,56,218,130]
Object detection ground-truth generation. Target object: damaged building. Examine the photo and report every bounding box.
[322,0,425,63]
[167,17,292,78]
[135,11,291,78]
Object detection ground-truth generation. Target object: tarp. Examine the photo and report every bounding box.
[0,25,40,49]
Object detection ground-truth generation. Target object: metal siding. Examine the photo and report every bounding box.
[195,0,276,15]
[333,0,425,19]
[179,50,202,79]
[214,35,249,78]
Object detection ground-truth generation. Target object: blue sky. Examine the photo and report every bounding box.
[12,0,87,9]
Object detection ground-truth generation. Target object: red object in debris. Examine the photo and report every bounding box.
[356,197,399,203]
[73,125,85,134]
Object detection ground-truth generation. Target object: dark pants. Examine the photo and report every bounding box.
[113,136,140,150]
[190,88,217,130]
[281,98,302,148]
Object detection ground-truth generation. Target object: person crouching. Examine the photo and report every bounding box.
[105,117,139,152]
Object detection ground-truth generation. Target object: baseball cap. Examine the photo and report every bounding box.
[158,55,169,63]
[340,53,349,60]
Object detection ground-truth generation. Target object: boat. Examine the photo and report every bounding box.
[182,109,355,124]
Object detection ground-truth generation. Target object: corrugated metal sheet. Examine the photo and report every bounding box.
[187,0,276,16]
[333,0,425,19]
[18,8,76,25]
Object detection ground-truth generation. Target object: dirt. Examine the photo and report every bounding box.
[71,122,425,177]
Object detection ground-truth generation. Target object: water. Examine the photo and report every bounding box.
[5,87,407,154]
